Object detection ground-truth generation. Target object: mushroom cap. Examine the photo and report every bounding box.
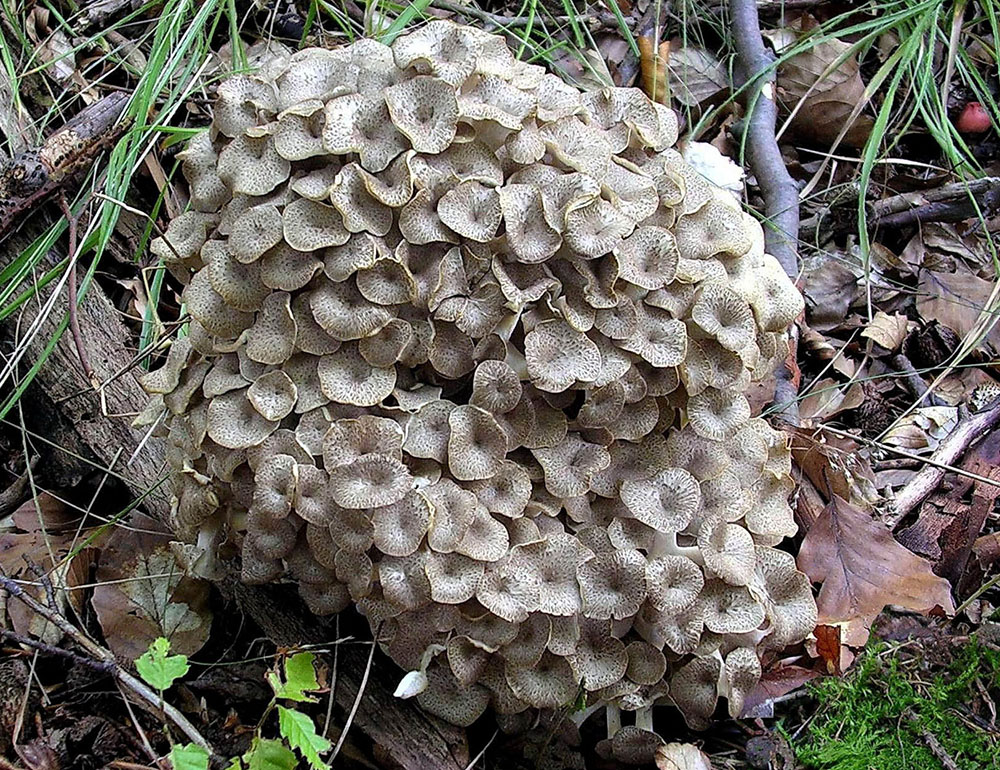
[722,646,761,718]
[645,554,704,614]
[447,404,508,481]
[620,467,701,534]
[698,520,757,586]
[417,664,490,727]
[567,618,627,690]
[317,343,396,407]
[524,320,601,392]
[322,415,403,468]
[577,549,647,621]
[247,371,298,421]
[532,434,610,499]
[425,551,484,604]
[699,580,766,634]
[505,651,577,709]
[670,654,721,730]
[384,76,459,154]
[327,453,412,509]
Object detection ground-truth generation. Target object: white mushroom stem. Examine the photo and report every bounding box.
[504,345,529,379]
[649,531,703,563]
[634,705,654,733]
[569,702,604,727]
[606,704,622,739]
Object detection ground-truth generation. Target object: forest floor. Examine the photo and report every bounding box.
[1,0,1000,768]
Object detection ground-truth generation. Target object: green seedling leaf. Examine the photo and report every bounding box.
[268,652,321,702]
[244,737,298,770]
[169,743,210,770]
[136,636,189,691]
[277,705,331,770]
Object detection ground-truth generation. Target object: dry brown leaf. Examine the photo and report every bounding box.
[2,533,100,643]
[798,494,955,645]
[655,743,712,770]
[799,378,865,424]
[666,45,728,107]
[91,515,212,659]
[800,255,859,330]
[11,493,81,533]
[639,36,670,104]
[917,266,1000,350]
[766,22,874,147]
[789,427,879,509]
[882,406,958,452]
[743,663,821,717]
[861,311,909,352]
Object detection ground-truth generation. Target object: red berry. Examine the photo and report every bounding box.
[956,102,992,134]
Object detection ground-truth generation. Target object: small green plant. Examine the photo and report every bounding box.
[136,638,332,770]
[796,640,1000,770]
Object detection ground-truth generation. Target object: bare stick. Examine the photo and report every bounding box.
[0,571,214,755]
[886,398,1000,528]
[731,0,800,279]
[57,195,96,387]
[891,353,945,407]
[0,629,113,670]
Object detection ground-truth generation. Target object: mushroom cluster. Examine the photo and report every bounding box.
[143,21,815,732]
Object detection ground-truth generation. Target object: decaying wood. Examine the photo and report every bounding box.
[0,226,469,770]
[870,177,1000,230]
[0,93,130,244]
[887,399,1000,528]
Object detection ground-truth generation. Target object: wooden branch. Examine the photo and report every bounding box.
[870,177,1000,229]
[730,0,800,279]
[887,399,1000,528]
[0,570,213,754]
[0,93,130,244]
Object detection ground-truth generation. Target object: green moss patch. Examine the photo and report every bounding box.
[796,639,1000,770]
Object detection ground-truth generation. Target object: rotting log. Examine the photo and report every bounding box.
[0,225,469,770]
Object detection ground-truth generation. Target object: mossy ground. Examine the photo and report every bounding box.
[793,639,1000,770]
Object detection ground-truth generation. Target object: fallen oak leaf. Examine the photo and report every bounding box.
[741,663,821,718]
[797,493,955,646]
[861,310,909,353]
[655,742,712,770]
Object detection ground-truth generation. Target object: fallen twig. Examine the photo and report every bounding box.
[886,398,1000,528]
[891,353,946,408]
[905,713,961,770]
[0,570,215,756]
[431,0,618,30]
[869,177,1000,230]
[731,0,800,278]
